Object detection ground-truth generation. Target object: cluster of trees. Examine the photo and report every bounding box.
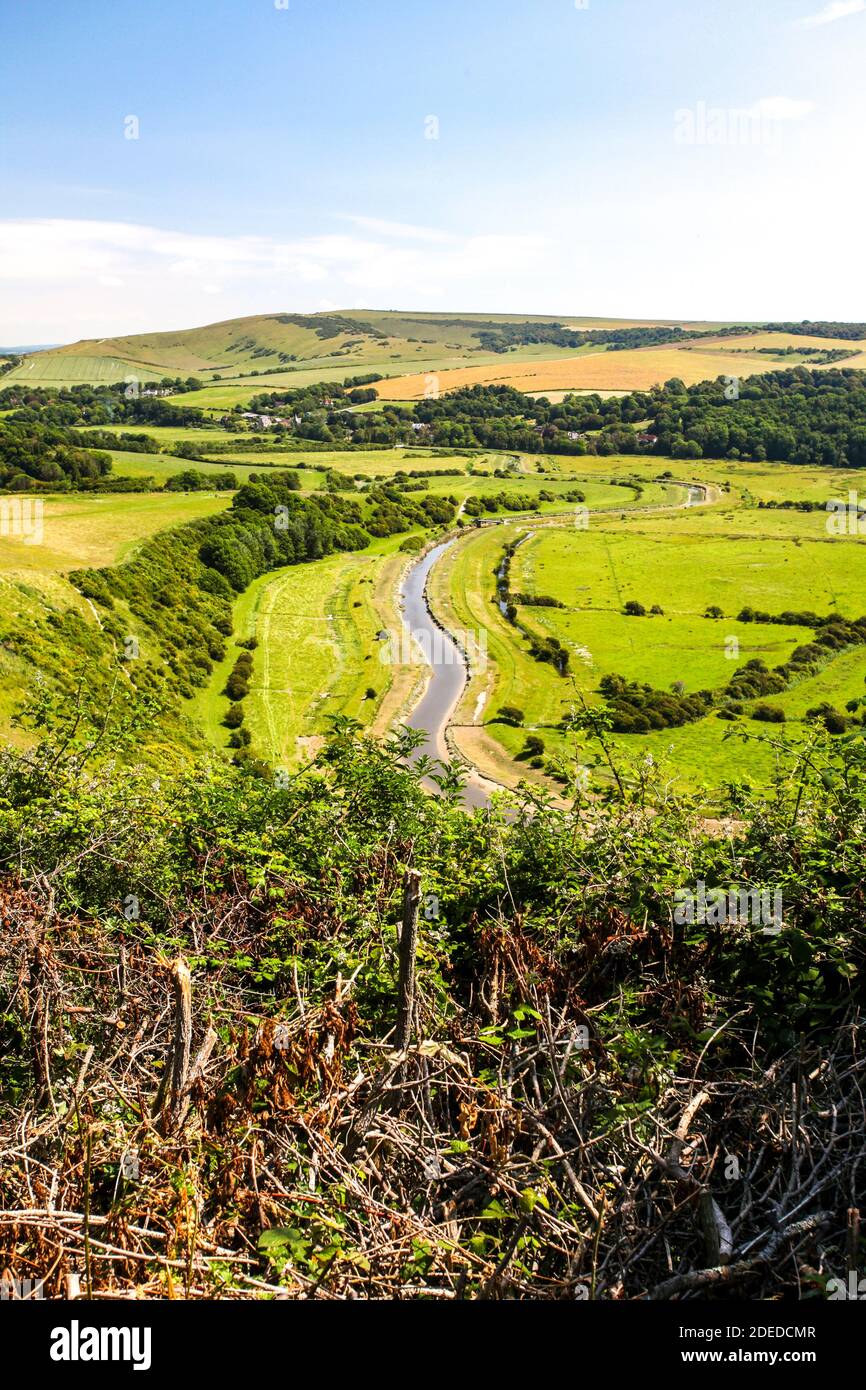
[199,480,371,592]
[72,428,161,454]
[471,321,768,354]
[196,475,457,593]
[718,633,866,721]
[511,593,565,608]
[365,483,456,536]
[723,658,789,704]
[461,487,580,518]
[223,644,257,751]
[750,346,856,364]
[470,319,866,356]
[0,419,111,489]
[164,469,237,492]
[756,498,843,515]
[806,701,860,734]
[527,631,570,674]
[623,601,665,617]
[763,320,866,340]
[0,381,213,431]
[650,369,866,467]
[598,672,713,732]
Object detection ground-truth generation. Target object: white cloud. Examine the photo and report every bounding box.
[746,97,816,120]
[0,218,547,340]
[796,0,866,28]
[342,215,456,244]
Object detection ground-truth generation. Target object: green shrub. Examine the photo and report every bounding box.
[224,703,246,729]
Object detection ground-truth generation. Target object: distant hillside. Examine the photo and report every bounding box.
[8,311,863,405]
[3,310,733,393]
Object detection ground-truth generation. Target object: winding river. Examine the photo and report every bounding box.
[400,538,493,808]
[401,483,710,808]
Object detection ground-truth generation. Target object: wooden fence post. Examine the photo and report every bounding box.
[395,870,422,1053]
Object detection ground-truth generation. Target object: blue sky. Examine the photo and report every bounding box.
[1,0,864,339]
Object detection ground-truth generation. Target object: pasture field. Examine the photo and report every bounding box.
[3,354,165,386]
[191,537,408,765]
[77,424,249,449]
[104,449,261,484]
[536,452,865,511]
[192,447,481,478]
[81,441,689,514]
[428,499,866,798]
[0,491,229,572]
[423,474,676,515]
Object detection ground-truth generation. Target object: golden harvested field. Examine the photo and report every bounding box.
[694,331,866,352]
[829,350,866,370]
[374,344,777,399]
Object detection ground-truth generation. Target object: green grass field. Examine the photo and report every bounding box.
[427,483,866,799]
[4,355,165,386]
[104,448,274,485]
[191,537,406,766]
[88,440,686,517]
[0,491,230,572]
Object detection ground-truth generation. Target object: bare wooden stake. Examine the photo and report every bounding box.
[395,870,422,1053]
[168,957,192,1121]
[153,956,193,1132]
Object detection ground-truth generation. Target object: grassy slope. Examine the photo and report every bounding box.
[5,310,738,400]
[0,492,233,757]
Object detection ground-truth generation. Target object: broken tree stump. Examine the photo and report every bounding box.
[153,956,192,1133]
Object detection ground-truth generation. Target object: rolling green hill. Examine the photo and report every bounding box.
[3,310,737,394]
